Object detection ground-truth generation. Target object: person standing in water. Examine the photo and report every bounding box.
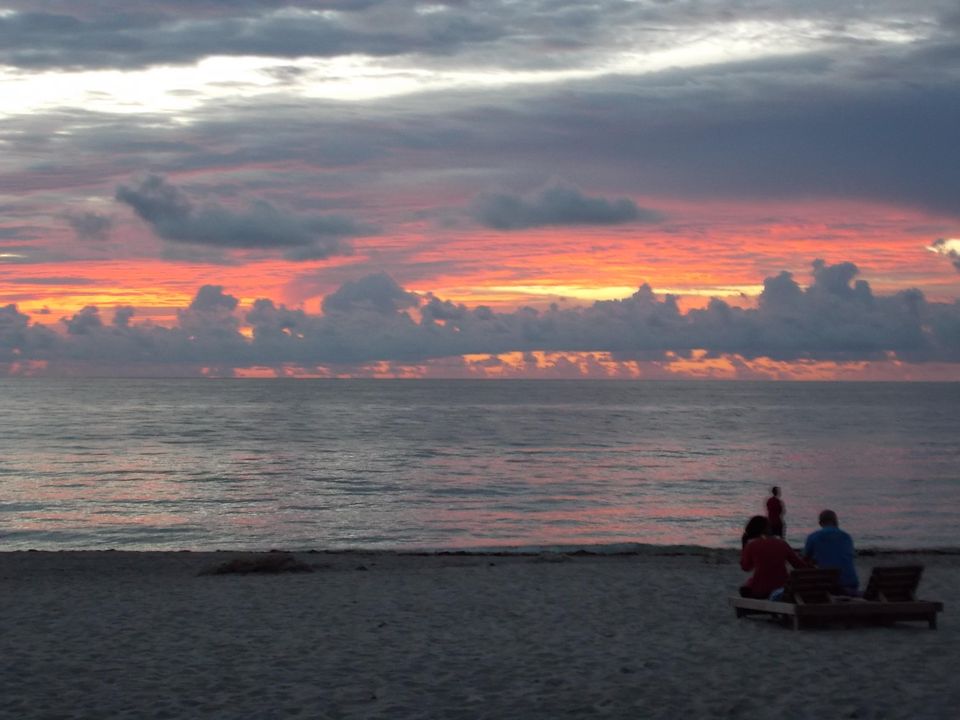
[766,486,785,538]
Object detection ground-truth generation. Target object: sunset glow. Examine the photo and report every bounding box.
[2,1,959,378]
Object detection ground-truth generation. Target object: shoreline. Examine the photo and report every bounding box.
[5,542,960,557]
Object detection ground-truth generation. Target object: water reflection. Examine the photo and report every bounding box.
[0,379,957,550]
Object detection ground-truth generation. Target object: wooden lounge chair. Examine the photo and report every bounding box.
[729,565,944,630]
[858,565,944,628]
[864,565,924,602]
[729,568,840,630]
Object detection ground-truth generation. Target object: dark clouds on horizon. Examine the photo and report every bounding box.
[3,260,959,375]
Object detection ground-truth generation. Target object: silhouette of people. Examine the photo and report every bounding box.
[766,486,785,538]
[804,509,859,596]
[739,515,807,599]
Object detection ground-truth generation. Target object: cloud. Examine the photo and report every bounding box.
[0,245,74,265]
[0,303,58,362]
[472,184,659,230]
[2,0,958,255]
[0,227,38,240]
[0,4,503,70]
[7,276,97,286]
[696,261,932,362]
[65,211,113,241]
[1,2,959,326]
[62,306,103,335]
[178,285,245,346]
[115,175,368,259]
[188,285,239,313]
[1,1,951,74]
[930,238,960,271]
[9,30,948,226]
[0,303,33,350]
[321,272,420,315]
[3,260,960,374]
[113,306,134,328]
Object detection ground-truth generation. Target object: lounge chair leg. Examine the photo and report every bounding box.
[792,615,800,631]
[928,614,937,630]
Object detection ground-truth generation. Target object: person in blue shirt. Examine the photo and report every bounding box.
[803,509,859,595]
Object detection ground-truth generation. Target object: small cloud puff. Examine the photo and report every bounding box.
[65,211,113,241]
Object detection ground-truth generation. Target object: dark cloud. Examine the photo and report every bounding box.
[428,59,960,217]
[3,260,960,374]
[0,302,58,364]
[1,1,951,72]
[321,272,420,315]
[0,304,32,353]
[62,306,103,335]
[16,35,950,223]
[1,0,959,294]
[687,261,932,362]
[472,184,659,230]
[115,175,368,258]
[113,306,135,328]
[188,285,238,313]
[0,4,502,70]
[65,211,113,241]
[3,5,958,232]
[178,285,245,349]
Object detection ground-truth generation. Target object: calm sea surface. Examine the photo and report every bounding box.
[0,379,957,551]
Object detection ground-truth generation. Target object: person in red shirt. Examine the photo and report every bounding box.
[766,486,785,538]
[739,515,807,599]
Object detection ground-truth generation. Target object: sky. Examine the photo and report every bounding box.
[2,0,960,379]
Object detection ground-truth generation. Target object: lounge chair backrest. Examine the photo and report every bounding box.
[782,568,840,604]
[863,565,924,602]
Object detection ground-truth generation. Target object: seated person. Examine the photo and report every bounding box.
[739,515,807,599]
[741,514,769,548]
[803,509,859,596]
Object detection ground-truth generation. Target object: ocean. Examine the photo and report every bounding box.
[0,379,957,551]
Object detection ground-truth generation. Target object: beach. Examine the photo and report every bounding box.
[1,548,955,719]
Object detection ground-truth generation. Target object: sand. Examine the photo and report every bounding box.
[0,548,955,720]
